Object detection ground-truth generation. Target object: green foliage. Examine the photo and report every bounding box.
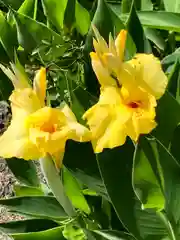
[1,0,180,239]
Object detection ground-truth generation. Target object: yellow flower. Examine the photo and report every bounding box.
[83,27,168,152]
[0,65,91,168]
[91,26,167,98]
[83,86,157,153]
[90,25,127,87]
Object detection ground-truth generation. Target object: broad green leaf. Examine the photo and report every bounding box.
[153,92,180,147]
[64,0,76,31]
[94,230,136,240]
[0,10,18,59]
[133,137,165,211]
[6,158,40,187]
[144,28,165,51]
[0,0,24,9]
[62,167,91,214]
[162,48,180,71]
[121,0,153,13]
[75,0,91,35]
[167,60,180,103]
[10,227,65,240]
[13,11,66,54]
[126,3,151,53]
[18,0,36,18]
[121,11,180,32]
[0,219,58,234]
[72,169,108,200]
[163,0,180,12]
[134,202,167,239]
[134,137,180,235]
[0,196,67,220]
[97,140,142,239]
[63,140,100,178]
[41,0,68,31]
[14,185,44,197]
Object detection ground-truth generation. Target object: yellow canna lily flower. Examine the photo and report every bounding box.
[0,65,91,168]
[83,86,157,153]
[91,26,167,99]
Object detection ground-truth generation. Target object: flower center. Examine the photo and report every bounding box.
[127,101,141,109]
[40,123,56,133]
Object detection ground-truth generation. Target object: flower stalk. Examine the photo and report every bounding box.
[40,154,75,217]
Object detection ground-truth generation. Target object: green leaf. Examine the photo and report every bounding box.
[0,219,58,234]
[72,169,108,200]
[0,10,18,59]
[75,0,90,35]
[62,167,91,214]
[14,185,45,197]
[133,137,165,211]
[41,0,68,31]
[64,140,100,178]
[153,92,180,147]
[163,0,180,12]
[6,158,40,187]
[93,230,136,240]
[126,2,151,53]
[144,28,165,51]
[97,140,142,239]
[162,48,180,70]
[121,0,153,13]
[167,60,180,103]
[121,11,180,32]
[13,11,65,53]
[18,0,36,18]
[64,0,76,31]
[134,137,180,236]
[0,196,67,220]
[10,227,65,240]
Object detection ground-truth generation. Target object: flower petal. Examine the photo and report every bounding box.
[115,29,127,61]
[0,63,30,89]
[128,54,168,99]
[10,88,41,118]
[33,67,47,106]
[0,120,41,160]
[90,52,116,87]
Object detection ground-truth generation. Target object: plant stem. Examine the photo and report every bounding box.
[40,155,75,217]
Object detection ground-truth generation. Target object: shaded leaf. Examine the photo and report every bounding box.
[0,196,67,220]
[62,167,91,214]
[41,0,68,31]
[126,2,151,53]
[6,158,40,187]
[10,227,65,240]
[0,219,58,234]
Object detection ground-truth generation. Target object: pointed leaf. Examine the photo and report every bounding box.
[0,219,58,234]
[41,0,68,31]
[10,227,65,240]
[62,167,91,214]
[126,2,151,53]
[0,196,67,220]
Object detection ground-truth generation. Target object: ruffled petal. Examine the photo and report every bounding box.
[128,54,168,99]
[60,103,91,142]
[0,120,41,160]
